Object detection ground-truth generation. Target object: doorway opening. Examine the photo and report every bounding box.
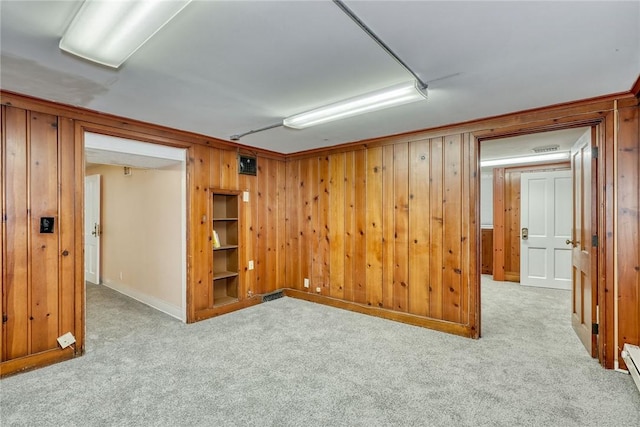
[478,126,597,359]
[83,133,188,332]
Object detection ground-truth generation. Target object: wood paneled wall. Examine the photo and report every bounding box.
[1,92,287,375]
[1,105,83,371]
[2,89,639,374]
[285,134,478,335]
[187,145,287,322]
[617,103,640,368]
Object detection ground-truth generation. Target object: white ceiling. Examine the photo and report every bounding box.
[480,127,589,160]
[1,1,638,155]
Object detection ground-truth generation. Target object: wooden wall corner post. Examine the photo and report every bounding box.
[492,167,506,281]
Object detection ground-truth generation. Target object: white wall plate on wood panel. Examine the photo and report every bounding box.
[57,332,76,349]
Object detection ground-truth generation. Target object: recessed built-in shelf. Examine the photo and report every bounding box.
[212,190,240,308]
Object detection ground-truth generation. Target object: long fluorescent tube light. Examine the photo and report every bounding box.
[60,0,192,68]
[480,152,570,168]
[283,81,427,129]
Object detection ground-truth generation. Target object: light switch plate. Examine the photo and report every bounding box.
[243,191,250,202]
[57,332,76,349]
[248,260,254,270]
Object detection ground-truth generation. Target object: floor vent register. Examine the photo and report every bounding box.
[262,290,284,303]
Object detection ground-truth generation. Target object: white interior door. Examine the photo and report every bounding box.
[520,170,572,289]
[84,174,101,285]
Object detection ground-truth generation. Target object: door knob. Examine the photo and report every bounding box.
[521,228,528,240]
[91,223,100,237]
[565,239,579,247]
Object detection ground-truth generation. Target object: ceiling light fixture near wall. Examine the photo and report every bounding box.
[481,152,570,168]
[59,0,192,68]
[283,81,427,129]
[532,144,560,153]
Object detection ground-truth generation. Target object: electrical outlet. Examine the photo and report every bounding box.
[248,260,254,270]
[315,287,321,293]
[57,332,76,349]
[304,278,310,288]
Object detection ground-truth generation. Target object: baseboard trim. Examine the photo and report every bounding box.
[1,347,76,378]
[283,289,477,339]
[101,280,184,321]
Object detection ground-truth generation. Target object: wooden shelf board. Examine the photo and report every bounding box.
[213,271,239,280]
[213,295,239,307]
[213,218,238,221]
[214,245,238,251]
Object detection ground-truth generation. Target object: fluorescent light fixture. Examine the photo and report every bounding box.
[283,80,427,129]
[480,152,570,168]
[60,0,192,68]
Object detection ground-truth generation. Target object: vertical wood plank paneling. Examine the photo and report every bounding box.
[73,122,84,351]
[442,134,463,323]
[256,160,268,294]
[275,160,287,290]
[266,158,279,292]
[238,169,255,296]
[462,133,477,329]
[220,149,238,190]
[58,117,75,338]
[29,111,60,353]
[408,140,430,316]
[492,168,506,281]
[188,145,211,315]
[285,161,300,288]
[328,153,345,299]
[504,170,521,282]
[316,156,330,294]
[209,148,221,189]
[382,145,395,309]
[429,137,444,319]
[0,106,3,361]
[393,143,409,312]
[300,157,315,290]
[3,107,29,360]
[366,147,383,307]
[343,152,355,301]
[599,116,615,367]
[617,105,640,358]
[353,150,367,304]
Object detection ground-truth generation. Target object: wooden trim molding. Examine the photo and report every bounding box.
[1,347,77,378]
[284,288,478,338]
[192,296,262,322]
[631,74,640,98]
[0,90,285,160]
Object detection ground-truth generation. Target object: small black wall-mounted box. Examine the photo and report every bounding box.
[238,155,257,176]
[40,217,55,233]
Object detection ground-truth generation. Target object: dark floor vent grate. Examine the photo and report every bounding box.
[262,290,284,302]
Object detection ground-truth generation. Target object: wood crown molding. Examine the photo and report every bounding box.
[631,74,640,98]
[0,90,286,160]
[2,86,636,161]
